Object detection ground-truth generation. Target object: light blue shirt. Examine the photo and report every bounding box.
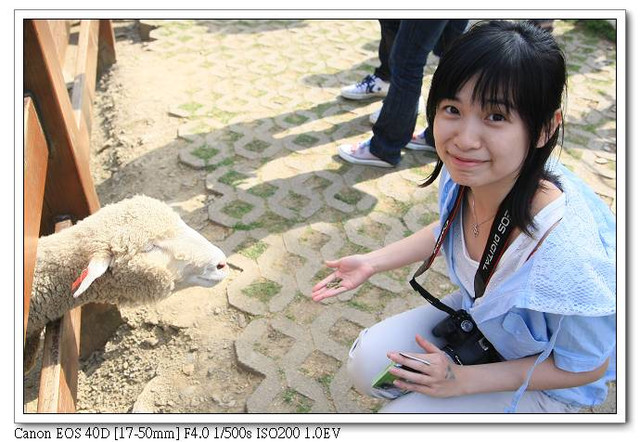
[435,161,616,410]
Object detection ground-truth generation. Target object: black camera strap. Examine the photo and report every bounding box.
[410,185,515,311]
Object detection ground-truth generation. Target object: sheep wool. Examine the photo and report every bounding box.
[25,195,227,372]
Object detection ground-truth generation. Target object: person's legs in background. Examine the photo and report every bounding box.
[374,19,401,82]
[368,20,449,165]
[433,19,469,57]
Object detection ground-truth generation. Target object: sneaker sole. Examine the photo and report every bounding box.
[340,91,388,101]
[337,148,394,168]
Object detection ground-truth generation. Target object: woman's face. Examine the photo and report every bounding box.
[433,79,532,194]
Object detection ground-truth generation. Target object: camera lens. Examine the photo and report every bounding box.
[460,319,474,333]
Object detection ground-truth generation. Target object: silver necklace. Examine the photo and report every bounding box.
[470,193,494,238]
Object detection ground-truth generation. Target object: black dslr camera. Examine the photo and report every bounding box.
[432,309,500,365]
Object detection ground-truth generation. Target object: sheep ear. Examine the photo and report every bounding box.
[71,255,112,298]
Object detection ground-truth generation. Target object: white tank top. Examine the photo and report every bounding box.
[453,193,566,304]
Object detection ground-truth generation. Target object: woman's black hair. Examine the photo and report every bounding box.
[421,20,567,236]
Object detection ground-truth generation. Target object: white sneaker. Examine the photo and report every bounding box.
[340,74,389,100]
[369,95,426,125]
[337,139,394,168]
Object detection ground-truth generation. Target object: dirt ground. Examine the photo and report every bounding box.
[23,19,617,415]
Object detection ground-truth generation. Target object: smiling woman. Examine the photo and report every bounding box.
[312,20,616,414]
[423,21,567,238]
[433,79,532,194]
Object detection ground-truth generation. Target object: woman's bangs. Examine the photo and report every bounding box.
[470,64,522,115]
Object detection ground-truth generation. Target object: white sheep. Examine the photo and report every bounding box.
[24,195,228,372]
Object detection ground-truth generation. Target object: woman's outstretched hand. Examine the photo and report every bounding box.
[311,255,376,302]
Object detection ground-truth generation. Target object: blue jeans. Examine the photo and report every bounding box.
[373,19,401,82]
[369,19,468,165]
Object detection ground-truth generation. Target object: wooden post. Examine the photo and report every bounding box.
[98,20,117,75]
[37,220,82,413]
[23,97,49,343]
[71,20,100,136]
[24,20,100,225]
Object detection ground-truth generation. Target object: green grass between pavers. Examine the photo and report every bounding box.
[208,108,237,124]
[284,114,310,125]
[179,101,204,114]
[184,120,212,136]
[233,211,298,233]
[244,139,271,153]
[221,130,244,144]
[282,389,313,414]
[191,145,219,162]
[317,374,333,390]
[571,54,588,63]
[335,188,363,206]
[237,239,269,260]
[297,367,335,392]
[219,170,249,187]
[346,299,371,312]
[304,175,332,192]
[241,278,282,303]
[248,183,278,198]
[204,157,234,172]
[564,147,584,161]
[583,123,599,135]
[567,63,582,74]
[310,102,335,118]
[564,131,590,148]
[419,211,440,227]
[292,134,319,148]
[222,200,254,219]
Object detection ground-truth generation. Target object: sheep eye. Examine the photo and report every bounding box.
[141,243,158,253]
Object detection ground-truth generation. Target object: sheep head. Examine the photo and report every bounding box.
[69,195,228,303]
